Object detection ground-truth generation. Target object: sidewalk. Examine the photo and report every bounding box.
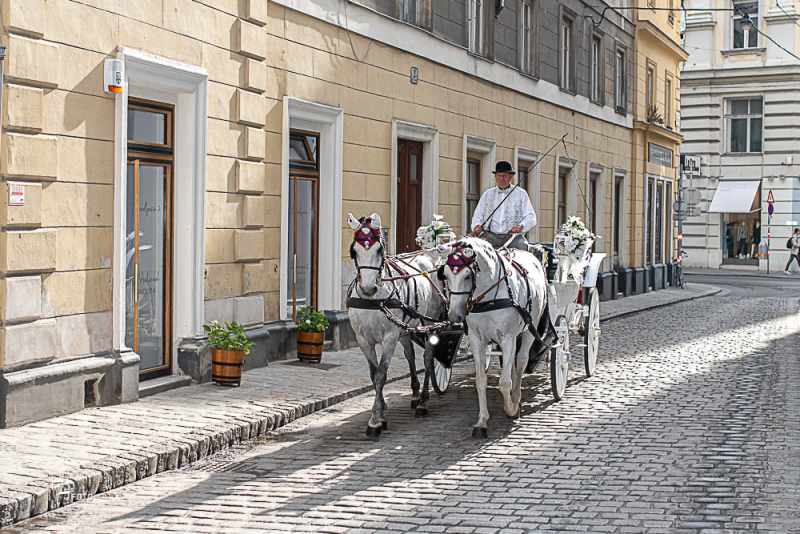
[0,283,720,527]
[685,267,798,280]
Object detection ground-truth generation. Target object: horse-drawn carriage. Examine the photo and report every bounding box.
[346,213,604,438]
[422,217,604,401]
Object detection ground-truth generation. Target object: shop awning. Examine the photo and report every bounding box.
[707,180,760,213]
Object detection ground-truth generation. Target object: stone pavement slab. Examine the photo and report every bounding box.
[0,282,720,527]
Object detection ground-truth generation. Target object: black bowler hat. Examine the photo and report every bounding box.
[493,160,516,175]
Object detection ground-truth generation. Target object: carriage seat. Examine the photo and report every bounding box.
[528,243,558,282]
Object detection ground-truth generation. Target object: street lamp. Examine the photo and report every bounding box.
[739,12,754,31]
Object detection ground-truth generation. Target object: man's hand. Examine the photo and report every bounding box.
[472,225,483,236]
[510,225,523,234]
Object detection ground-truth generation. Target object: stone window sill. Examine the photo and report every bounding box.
[721,47,766,57]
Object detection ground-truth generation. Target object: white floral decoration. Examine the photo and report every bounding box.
[415,215,456,250]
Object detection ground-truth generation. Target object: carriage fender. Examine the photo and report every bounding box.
[582,253,607,288]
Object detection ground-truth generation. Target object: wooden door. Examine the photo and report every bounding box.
[397,140,424,253]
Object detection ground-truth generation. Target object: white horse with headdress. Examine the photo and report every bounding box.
[346,213,451,438]
[437,237,549,437]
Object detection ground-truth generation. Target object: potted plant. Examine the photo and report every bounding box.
[204,321,254,387]
[296,306,330,363]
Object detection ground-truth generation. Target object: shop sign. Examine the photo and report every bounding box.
[648,143,673,167]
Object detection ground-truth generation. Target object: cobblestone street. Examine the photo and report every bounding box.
[7,279,800,533]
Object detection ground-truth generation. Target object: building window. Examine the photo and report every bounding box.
[560,14,574,92]
[590,35,602,103]
[727,97,763,153]
[468,0,484,55]
[615,48,626,113]
[668,0,675,24]
[655,181,664,264]
[557,164,571,228]
[588,170,600,236]
[645,62,655,112]
[665,74,674,129]
[665,181,674,260]
[646,177,655,264]
[613,173,624,267]
[517,164,529,192]
[466,157,481,230]
[400,0,417,22]
[520,0,534,74]
[733,1,758,49]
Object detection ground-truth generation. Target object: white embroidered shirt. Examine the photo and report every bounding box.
[471,186,537,234]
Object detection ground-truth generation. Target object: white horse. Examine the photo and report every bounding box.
[347,213,445,438]
[438,237,548,438]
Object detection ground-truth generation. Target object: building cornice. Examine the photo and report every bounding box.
[636,20,689,61]
[682,64,800,86]
[634,120,684,144]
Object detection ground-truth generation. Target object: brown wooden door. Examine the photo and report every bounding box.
[397,139,424,253]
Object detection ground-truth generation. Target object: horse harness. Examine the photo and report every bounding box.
[347,219,445,332]
[440,245,549,344]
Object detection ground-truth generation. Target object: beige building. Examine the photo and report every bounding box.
[0,0,676,426]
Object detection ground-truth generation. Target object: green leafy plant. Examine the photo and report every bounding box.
[296,306,330,333]
[203,321,254,355]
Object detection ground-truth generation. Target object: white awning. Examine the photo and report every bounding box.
[707,180,760,213]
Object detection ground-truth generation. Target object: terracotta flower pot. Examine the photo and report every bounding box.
[297,331,324,363]
[211,349,245,386]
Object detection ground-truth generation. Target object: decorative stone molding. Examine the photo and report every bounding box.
[235,19,267,60]
[235,160,266,193]
[243,126,266,161]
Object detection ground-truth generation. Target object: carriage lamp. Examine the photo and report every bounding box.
[429,334,440,346]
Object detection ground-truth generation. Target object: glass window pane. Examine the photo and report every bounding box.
[749,118,763,152]
[409,153,418,184]
[306,135,318,163]
[748,21,758,47]
[287,179,317,316]
[749,98,762,114]
[468,161,480,193]
[731,100,748,115]
[730,118,748,152]
[733,20,745,48]
[128,109,166,145]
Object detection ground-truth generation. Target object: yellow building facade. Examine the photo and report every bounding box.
[0,0,681,426]
[628,1,688,290]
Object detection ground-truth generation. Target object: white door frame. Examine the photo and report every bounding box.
[390,120,439,253]
[112,48,207,369]
[280,97,344,319]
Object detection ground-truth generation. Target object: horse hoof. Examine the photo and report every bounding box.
[365,425,382,439]
[415,407,429,418]
[410,399,419,409]
[471,427,488,439]
[381,420,388,430]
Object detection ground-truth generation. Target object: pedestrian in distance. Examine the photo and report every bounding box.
[785,227,800,275]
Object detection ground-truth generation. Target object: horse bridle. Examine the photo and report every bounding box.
[441,245,508,313]
[349,218,386,285]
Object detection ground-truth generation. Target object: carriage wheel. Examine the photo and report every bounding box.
[431,357,452,395]
[583,287,601,377]
[550,315,570,401]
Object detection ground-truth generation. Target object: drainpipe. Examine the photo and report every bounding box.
[0,45,6,157]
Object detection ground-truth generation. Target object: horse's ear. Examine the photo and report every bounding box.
[436,265,446,282]
[368,213,382,229]
[347,213,361,231]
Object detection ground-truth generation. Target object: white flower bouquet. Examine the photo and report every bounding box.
[415,215,456,250]
[558,216,594,250]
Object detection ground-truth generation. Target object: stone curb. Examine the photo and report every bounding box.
[601,285,722,322]
[685,269,796,281]
[0,285,722,527]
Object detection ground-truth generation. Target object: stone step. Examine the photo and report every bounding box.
[138,375,192,399]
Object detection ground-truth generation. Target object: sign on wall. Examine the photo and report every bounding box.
[8,182,25,206]
[649,143,674,167]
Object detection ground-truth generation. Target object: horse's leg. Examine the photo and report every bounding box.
[415,342,433,417]
[367,334,396,436]
[498,334,518,418]
[360,341,384,438]
[399,335,420,409]
[512,332,534,412]
[469,333,489,438]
